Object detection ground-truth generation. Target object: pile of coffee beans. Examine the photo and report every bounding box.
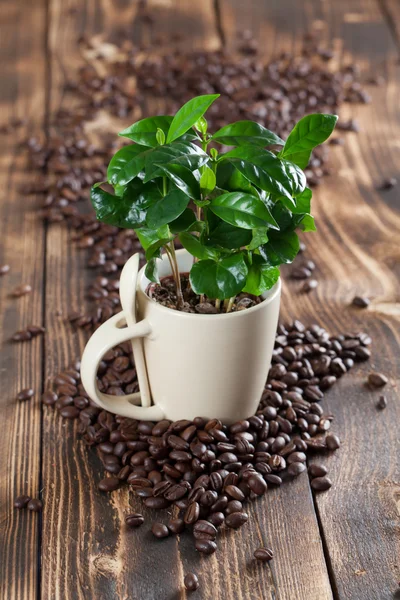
[39,319,371,558]
[14,495,42,512]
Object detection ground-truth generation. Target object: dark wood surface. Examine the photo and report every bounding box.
[1,1,399,599]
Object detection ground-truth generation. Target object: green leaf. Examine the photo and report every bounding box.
[222,146,306,200]
[136,226,170,250]
[114,148,152,187]
[167,94,220,143]
[210,192,278,230]
[212,120,284,147]
[261,230,300,265]
[216,163,259,196]
[289,187,312,214]
[156,163,200,198]
[195,116,208,135]
[190,253,248,300]
[156,128,166,145]
[243,255,280,295]
[179,232,218,260]
[107,144,148,185]
[145,237,174,261]
[144,142,208,182]
[169,208,197,233]
[280,113,338,168]
[146,189,190,228]
[200,166,216,194]
[145,258,159,283]
[298,214,316,232]
[91,184,161,229]
[207,220,252,249]
[119,116,172,147]
[248,228,269,250]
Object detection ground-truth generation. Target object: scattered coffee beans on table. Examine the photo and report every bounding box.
[368,372,388,388]
[0,264,10,276]
[16,388,35,402]
[351,296,370,308]
[14,495,31,509]
[11,284,32,298]
[377,395,387,410]
[40,320,371,554]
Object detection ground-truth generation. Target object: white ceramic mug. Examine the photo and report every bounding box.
[81,249,281,424]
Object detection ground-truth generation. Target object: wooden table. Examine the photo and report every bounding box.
[1,1,399,598]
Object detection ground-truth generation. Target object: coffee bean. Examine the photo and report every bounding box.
[17,388,34,402]
[326,434,340,450]
[302,279,318,293]
[193,520,217,540]
[184,572,199,592]
[42,391,58,406]
[125,513,144,528]
[152,522,169,539]
[225,512,248,529]
[0,264,10,275]
[351,296,370,308]
[60,405,80,419]
[380,177,397,190]
[27,498,43,512]
[195,539,217,554]
[12,284,32,297]
[311,476,332,492]
[164,484,187,501]
[254,547,273,562]
[98,477,120,492]
[287,462,306,476]
[308,464,328,478]
[368,372,388,388]
[225,500,243,515]
[145,497,170,509]
[248,475,267,496]
[208,512,225,527]
[184,501,200,525]
[291,267,312,280]
[377,395,387,410]
[224,485,245,501]
[168,518,185,534]
[12,330,32,342]
[14,495,31,509]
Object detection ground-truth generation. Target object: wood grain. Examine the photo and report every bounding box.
[222,0,400,598]
[0,0,47,598]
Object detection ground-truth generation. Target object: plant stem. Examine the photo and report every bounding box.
[200,294,205,304]
[215,299,221,311]
[162,176,168,197]
[169,240,184,308]
[223,299,229,311]
[226,296,235,313]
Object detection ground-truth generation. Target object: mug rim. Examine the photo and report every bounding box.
[136,250,281,321]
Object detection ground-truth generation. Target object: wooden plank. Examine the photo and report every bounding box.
[40,2,228,600]
[221,1,400,599]
[0,0,47,598]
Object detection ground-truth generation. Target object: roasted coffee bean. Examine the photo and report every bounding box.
[326,434,341,450]
[12,330,32,342]
[200,490,218,507]
[368,372,388,388]
[168,518,185,534]
[184,501,200,525]
[0,264,10,275]
[225,512,248,529]
[377,395,387,409]
[14,495,31,509]
[164,484,187,501]
[287,462,306,476]
[248,475,267,496]
[211,495,228,513]
[302,279,318,293]
[184,572,200,592]
[98,477,120,492]
[308,464,328,478]
[195,539,217,555]
[17,388,34,402]
[12,284,32,297]
[224,485,245,501]
[287,452,307,464]
[208,512,225,527]
[225,500,243,515]
[311,476,332,492]
[264,474,282,486]
[26,498,42,512]
[42,391,58,406]
[125,513,144,528]
[193,520,217,541]
[152,522,169,538]
[209,471,223,492]
[60,405,80,419]
[254,547,274,562]
[145,497,170,509]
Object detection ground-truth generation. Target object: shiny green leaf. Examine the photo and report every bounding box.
[200,166,216,194]
[167,94,220,143]
[280,113,338,168]
[210,192,278,230]
[179,232,218,260]
[212,120,284,147]
[190,253,248,300]
[243,255,280,295]
[156,163,200,198]
[146,189,190,228]
[145,258,159,283]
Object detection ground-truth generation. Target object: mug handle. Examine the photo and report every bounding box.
[80,311,165,420]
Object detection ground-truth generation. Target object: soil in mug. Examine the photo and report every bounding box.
[146,274,262,314]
